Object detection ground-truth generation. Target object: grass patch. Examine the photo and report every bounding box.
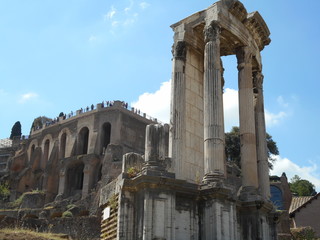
[62,210,73,218]
[0,228,68,240]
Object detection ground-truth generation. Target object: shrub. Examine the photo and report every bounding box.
[0,182,10,201]
[62,210,73,218]
[66,204,76,210]
[127,167,138,178]
[291,226,316,240]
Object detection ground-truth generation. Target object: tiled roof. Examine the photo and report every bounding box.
[0,138,12,148]
[289,193,320,215]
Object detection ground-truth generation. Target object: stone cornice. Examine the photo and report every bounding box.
[228,1,247,23]
[244,11,271,51]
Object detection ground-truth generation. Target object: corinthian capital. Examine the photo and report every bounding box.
[172,41,186,60]
[236,46,252,70]
[204,21,220,43]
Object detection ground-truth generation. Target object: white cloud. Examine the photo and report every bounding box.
[265,110,287,127]
[104,6,117,20]
[131,80,171,123]
[123,18,136,26]
[139,2,150,9]
[18,92,38,103]
[222,88,289,130]
[124,0,134,13]
[223,88,239,131]
[112,21,119,27]
[131,84,288,131]
[270,155,320,192]
[277,96,289,108]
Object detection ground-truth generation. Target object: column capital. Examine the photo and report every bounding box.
[236,46,252,70]
[204,21,220,43]
[253,71,264,89]
[172,41,186,60]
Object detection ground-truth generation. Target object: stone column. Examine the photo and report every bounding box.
[170,41,186,178]
[254,71,270,199]
[236,46,258,189]
[203,21,225,182]
[144,124,169,172]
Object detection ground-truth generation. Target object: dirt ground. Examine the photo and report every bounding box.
[0,229,69,240]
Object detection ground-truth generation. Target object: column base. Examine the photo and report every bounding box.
[141,161,175,178]
[202,171,224,184]
[238,186,262,202]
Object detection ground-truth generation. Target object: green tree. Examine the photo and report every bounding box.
[225,126,279,169]
[9,121,22,139]
[289,175,316,196]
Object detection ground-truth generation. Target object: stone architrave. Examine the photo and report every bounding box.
[254,71,270,199]
[203,21,225,182]
[236,46,259,189]
[170,41,186,178]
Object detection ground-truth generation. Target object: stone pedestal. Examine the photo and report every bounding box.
[239,201,277,240]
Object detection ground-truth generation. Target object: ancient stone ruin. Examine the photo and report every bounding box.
[100,0,277,239]
[0,0,282,239]
[0,101,157,239]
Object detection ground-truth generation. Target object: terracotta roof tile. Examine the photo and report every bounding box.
[289,195,318,214]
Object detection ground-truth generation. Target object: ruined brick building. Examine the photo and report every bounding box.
[5,100,156,205]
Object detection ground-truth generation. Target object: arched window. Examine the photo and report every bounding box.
[270,185,284,210]
[30,144,35,162]
[60,133,67,158]
[42,139,50,169]
[31,144,35,154]
[78,127,89,155]
[101,122,111,154]
[66,162,84,196]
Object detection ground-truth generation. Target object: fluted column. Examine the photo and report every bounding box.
[236,46,258,189]
[203,21,225,182]
[254,71,270,199]
[170,41,186,178]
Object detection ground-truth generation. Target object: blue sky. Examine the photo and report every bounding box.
[1,0,320,190]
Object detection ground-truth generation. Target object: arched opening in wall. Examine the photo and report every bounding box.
[66,162,84,196]
[221,55,239,132]
[60,133,67,158]
[101,122,111,154]
[98,164,102,182]
[37,175,44,190]
[42,139,50,169]
[30,144,35,162]
[31,144,35,155]
[78,127,89,155]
